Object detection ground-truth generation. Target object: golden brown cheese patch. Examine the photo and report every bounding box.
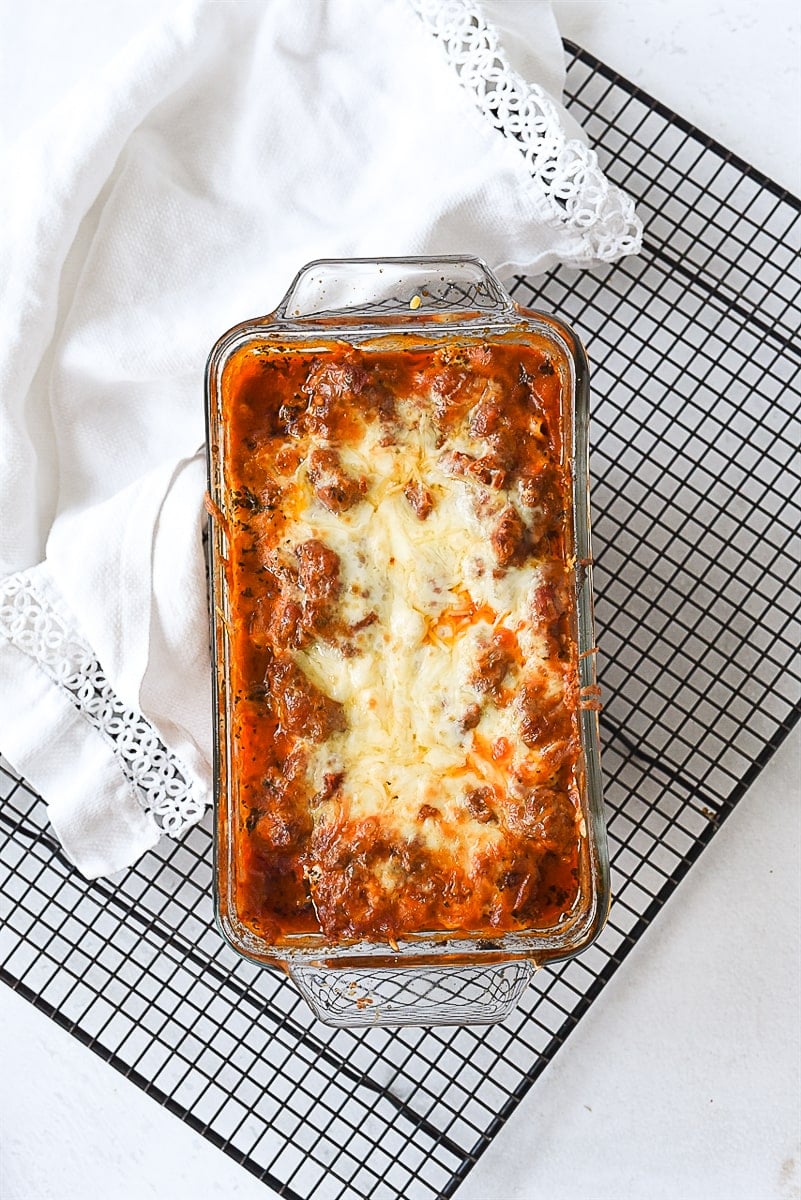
[221,336,582,944]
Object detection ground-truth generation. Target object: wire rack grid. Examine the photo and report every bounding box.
[1,41,800,1200]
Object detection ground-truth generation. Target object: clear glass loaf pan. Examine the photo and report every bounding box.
[205,256,609,1027]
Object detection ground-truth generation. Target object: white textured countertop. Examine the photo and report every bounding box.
[2,3,800,1199]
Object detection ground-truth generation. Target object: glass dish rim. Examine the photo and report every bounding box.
[204,256,610,976]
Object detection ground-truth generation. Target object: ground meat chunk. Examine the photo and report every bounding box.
[248,555,303,649]
[530,577,568,625]
[247,800,305,850]
[249,541,344,650]
[248,593,277,648]
[301,357,369,438]
[517,480,555,544]
[491,505,527,566]
[307,447,366,512]
[464,786,496,823]
[430,363,485,431]
[439,449,507,490]
[471,629,517,697]
[532,559,569,606]
[269,598,304,649]
[403,480,433,520]
[483,429,520,475]
[295,538,341,634]
[267,658,346,742]
[246,749,310,850]
[519,464,560,512]
[516,676,572,750]
[231,481,279,514]
[460,703,482,731]
[529,563,571,651]
[505,785,577,851]
[296,538,340,599]
[303,357,367,407]
[468,392,502,438]
[360,379,397,424]
[468,388,522,475]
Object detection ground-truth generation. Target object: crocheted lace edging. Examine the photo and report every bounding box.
[0,571,205,838]
[408,0,642,263]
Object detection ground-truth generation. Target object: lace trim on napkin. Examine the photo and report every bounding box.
[0,571,204,837]
[408,0,642,263]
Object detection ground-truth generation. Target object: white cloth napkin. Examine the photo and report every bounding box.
[0,0,641,878]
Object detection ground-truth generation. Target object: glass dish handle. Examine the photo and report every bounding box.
[276,255,515,323]
[287,959,535,1028]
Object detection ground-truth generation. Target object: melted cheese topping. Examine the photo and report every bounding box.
[291,412,561,858]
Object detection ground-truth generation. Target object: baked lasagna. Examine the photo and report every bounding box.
[218,333,584,945]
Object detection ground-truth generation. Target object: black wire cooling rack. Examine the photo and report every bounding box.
[2,42,800,1200]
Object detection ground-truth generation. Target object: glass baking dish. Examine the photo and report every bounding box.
[205,256,609,1027]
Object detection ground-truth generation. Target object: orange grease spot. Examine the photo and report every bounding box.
[425,588,496,646]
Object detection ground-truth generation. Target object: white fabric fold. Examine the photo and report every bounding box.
[0,0,641,877]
